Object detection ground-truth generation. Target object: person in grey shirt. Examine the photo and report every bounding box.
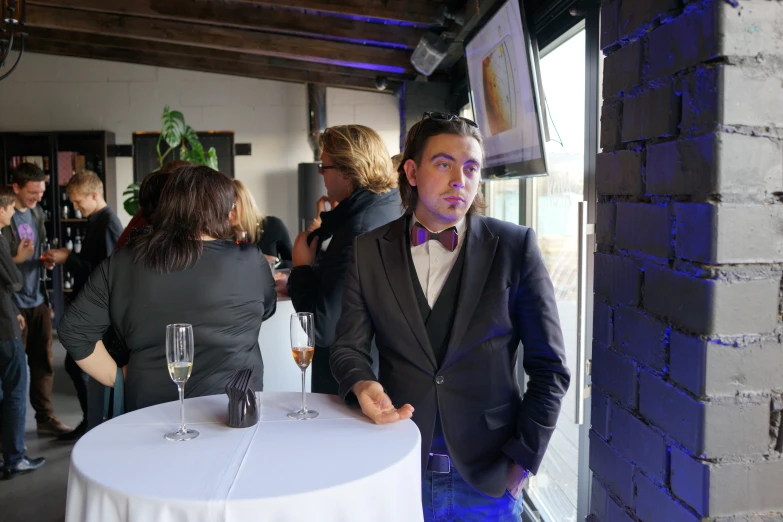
[1,163,71,437]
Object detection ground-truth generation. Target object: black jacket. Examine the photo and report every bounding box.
[0,235,23,340]
[288,188,402,350]
[65,206,123,297]
[330,214,570,497]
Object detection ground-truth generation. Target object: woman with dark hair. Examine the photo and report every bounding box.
[114,160,192,251]
[58,165,276,412]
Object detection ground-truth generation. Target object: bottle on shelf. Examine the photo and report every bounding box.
[40,196,51,222]
[74,208,83,219]
[74,231,82,254]
[64,272,72,290]
[65,227,74,251]
[61,192,70,219]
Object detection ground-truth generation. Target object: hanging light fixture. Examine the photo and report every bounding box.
[0,0,26,82]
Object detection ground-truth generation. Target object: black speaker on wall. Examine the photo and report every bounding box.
[298,163,327,233]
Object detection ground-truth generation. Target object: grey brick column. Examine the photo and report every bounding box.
[589,1,783,521]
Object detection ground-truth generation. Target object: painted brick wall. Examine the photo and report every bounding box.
[590,1,783,521]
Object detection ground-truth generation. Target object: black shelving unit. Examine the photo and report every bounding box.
[0,130,116,328]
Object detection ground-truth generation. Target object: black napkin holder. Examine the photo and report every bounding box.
[225,368,259,428]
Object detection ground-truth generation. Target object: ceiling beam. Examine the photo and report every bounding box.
[26,4,415,74]
[27,0,424,50]
[23,38,400,92]
[26,27,410,81]
[232,0,446,26]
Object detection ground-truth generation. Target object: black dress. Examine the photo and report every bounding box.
[257,216,293,269]
[57,240,277,412]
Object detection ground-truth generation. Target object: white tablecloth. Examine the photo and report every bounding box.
[66,392,423,522]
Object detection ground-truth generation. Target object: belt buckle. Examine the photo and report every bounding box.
[428,453,451,474]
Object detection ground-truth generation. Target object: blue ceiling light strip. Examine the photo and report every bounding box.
[317,58,407,74]
[269,5,433,29]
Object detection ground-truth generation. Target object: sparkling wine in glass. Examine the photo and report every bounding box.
[39,241,51,282]
[165,324,199,441]
[289,312,318,420]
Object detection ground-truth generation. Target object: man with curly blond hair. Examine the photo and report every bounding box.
[288,125,401,394]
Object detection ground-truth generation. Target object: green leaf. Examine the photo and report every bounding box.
[155,106,219,169]
[183,126,207,165]
[160,105,186,149]
[123,182,141,216]
[206,147,218,170]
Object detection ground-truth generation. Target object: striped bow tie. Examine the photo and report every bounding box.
[411,222,458,252]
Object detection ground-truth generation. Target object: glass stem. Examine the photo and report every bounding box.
[301,369,307,413]
[178,383,185,432]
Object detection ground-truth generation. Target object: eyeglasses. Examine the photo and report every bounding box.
[317,163,339,175]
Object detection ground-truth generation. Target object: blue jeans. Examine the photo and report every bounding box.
[0,339,28,467]
[422,465,523,522]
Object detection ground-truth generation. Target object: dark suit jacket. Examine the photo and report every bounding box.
[65,206,123,297]
[330,213,570,498]
[288,189,402,351]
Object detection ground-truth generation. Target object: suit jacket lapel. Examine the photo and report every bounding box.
[444,214,498,365]
[379,216,438,369]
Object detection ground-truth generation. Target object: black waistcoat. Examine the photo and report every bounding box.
[406,234,467,368]
[406,231,467,454]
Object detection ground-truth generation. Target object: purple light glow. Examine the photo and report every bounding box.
[319,59,407,74]
[296,8,432,28]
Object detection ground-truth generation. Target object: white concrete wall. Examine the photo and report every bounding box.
[0,52,400,232]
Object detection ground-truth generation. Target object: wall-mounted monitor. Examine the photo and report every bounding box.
[465,0,548,180]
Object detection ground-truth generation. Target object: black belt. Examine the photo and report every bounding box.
[427,453,451,474]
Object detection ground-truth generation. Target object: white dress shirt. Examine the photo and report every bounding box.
[409,213,467,308]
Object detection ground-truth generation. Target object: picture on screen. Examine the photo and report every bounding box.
[466,0,547,179]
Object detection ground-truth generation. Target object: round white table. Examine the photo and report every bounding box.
[66,392,423,522]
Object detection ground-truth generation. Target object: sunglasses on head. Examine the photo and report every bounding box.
[402,112,479,160]
[420,112,478,128]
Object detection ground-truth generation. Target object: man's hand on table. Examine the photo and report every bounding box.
[352,380,414,424]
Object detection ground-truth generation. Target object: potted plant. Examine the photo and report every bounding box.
[123,106,219,215]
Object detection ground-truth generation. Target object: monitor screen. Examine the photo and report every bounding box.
[465,0,548,179]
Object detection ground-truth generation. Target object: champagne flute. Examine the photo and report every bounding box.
[165,324,199,441]
[39,241,51,282]
[288,313,318,420]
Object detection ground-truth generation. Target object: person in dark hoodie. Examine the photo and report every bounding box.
[288,125,401,394]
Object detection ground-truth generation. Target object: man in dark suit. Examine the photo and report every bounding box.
[330,112,570,520]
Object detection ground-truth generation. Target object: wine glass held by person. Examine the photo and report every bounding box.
[57,165,277,413]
